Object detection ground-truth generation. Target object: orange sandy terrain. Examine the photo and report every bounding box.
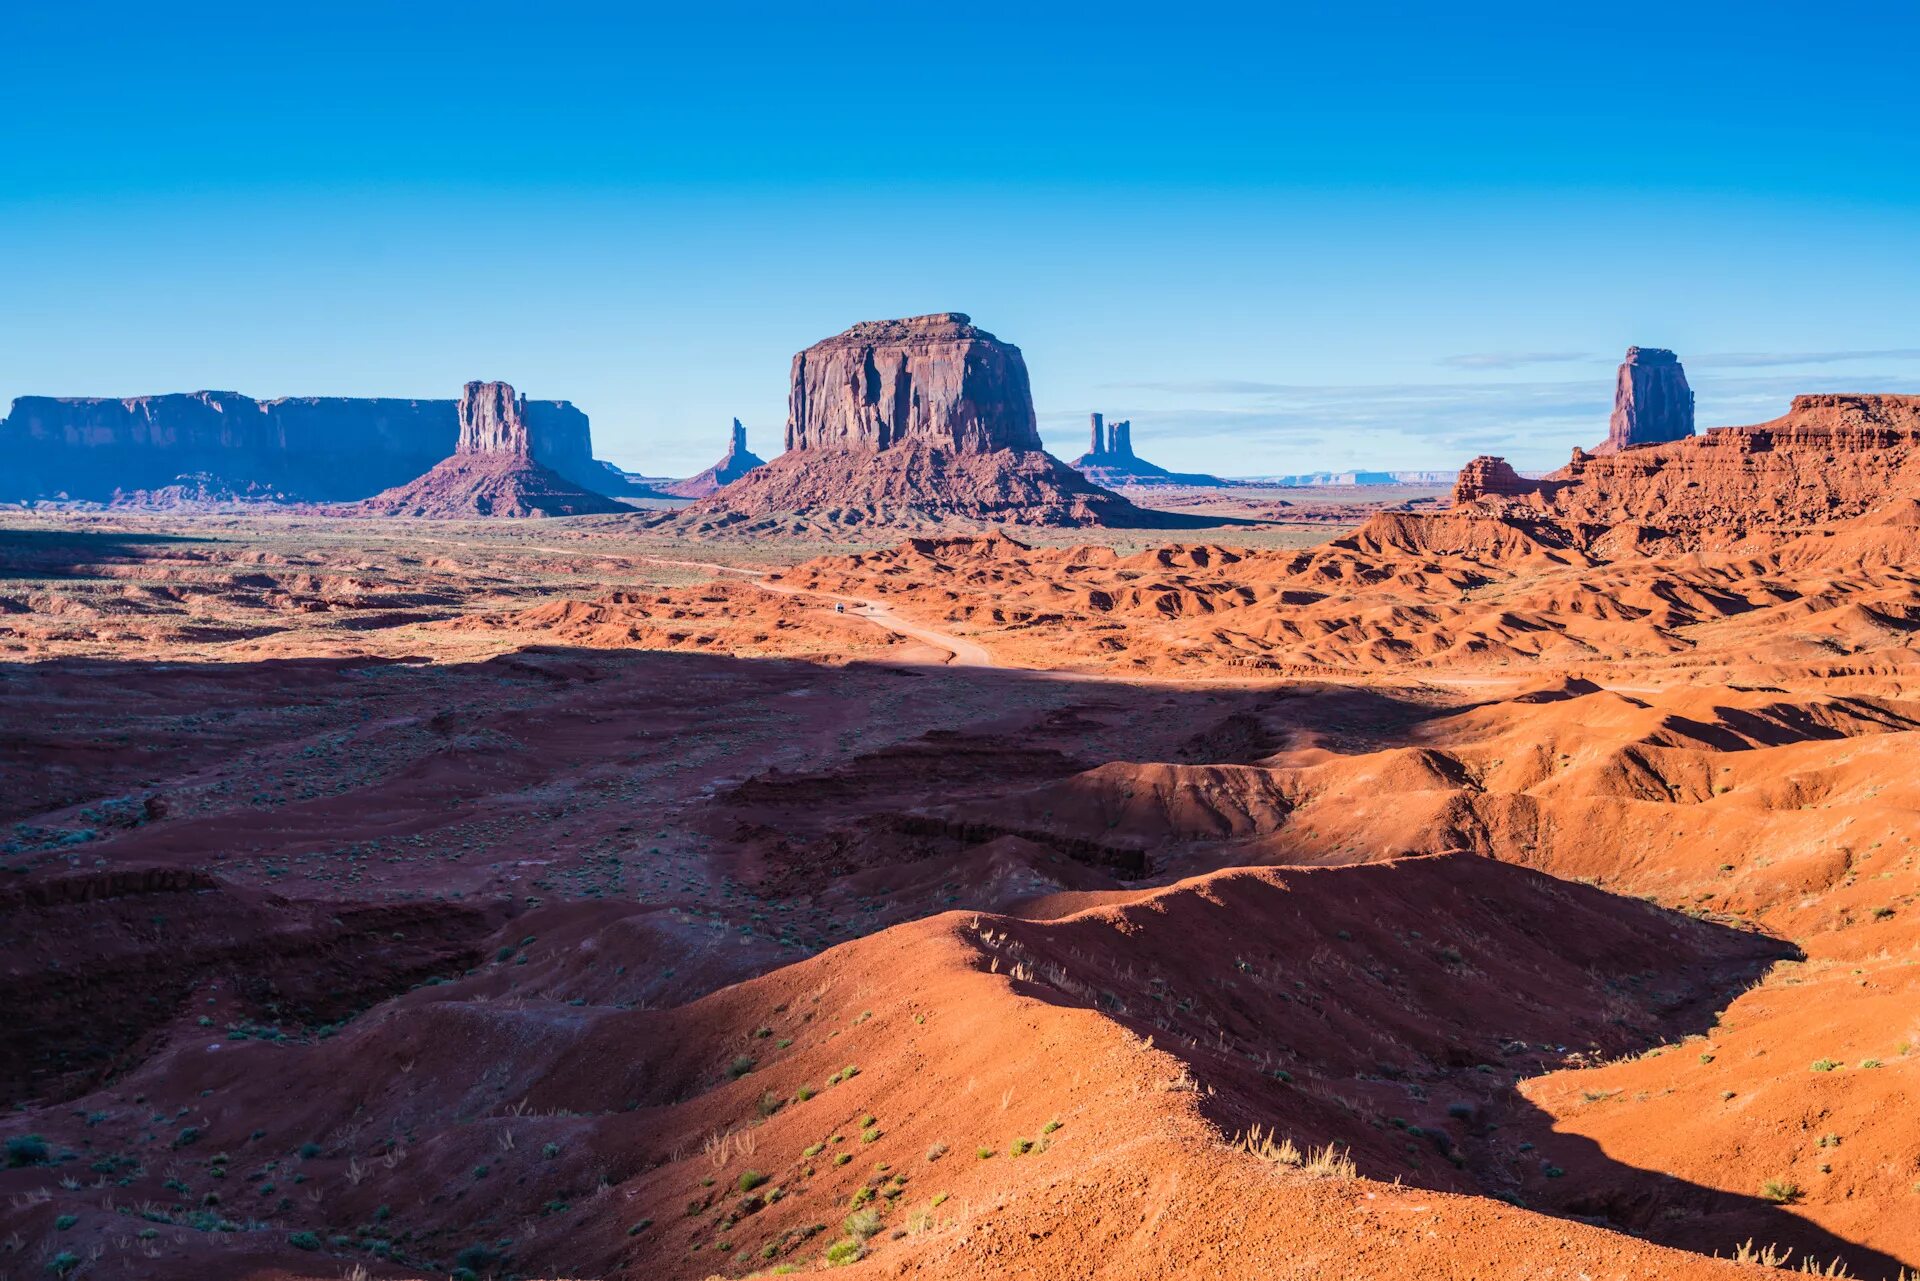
[1,485,1916,1281]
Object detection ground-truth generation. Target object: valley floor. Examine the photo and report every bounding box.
[0,510,1915,1281]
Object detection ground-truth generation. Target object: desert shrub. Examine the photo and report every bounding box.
[541,1142,560,1159]
[1761,1177,1800,1203]
[861,1126,881,1144]
[1811,1059,1841,1072]
[45,1252,81,1277]
[1011,1137,1033,1156]
[926,1142,948,1161]
[824,1239,864,1266]
[738,1170,768,1193]
[5,1135,50,1167]
[728,1055,756,1079]
[288,1231,321,1250]
[844,1209,883,1239]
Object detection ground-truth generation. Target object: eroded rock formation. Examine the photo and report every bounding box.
[681,315,1174,531]
[1448,393,1920,551]
[348,380,627,518]
[1072,411,1225,488]
[0,386,611,503]
[661,419,768,498]
[1598,347,1694,454]
[786,313,1043,454]
[1451,456,1539,505]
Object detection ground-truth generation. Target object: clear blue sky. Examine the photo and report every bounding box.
[5,1,1918,476]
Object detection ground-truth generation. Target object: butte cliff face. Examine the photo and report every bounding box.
[661,419,768,498]
[785,313,1042,454]
[1071,411,1226,488]
[1444,393,1920,553]
[348,381,628,519]
[1596,346,1694,454]
[0,386,611,504]
[680,315,1168,532]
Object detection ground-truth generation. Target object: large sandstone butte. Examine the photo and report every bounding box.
[1597,345,1694,453]
[0,387,617,504]
[1448,392,1920,552]
[1072,411,1226,487]
[678,314,1174,531]
[348,380,628,518]
[785,312,1041,453]
[661,418,768,498]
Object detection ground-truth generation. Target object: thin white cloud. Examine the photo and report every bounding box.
[1693,348,1920,368]
[1437,351,1593,370]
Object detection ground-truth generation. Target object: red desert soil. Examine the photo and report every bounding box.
[1,476,1917,1280]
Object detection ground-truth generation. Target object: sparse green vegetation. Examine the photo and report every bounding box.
[5,1135,50,1167]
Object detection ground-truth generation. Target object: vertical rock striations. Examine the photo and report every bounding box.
[1598,347,1694,454]
[785,313,1043,454]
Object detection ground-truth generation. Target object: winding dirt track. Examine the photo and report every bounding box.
[633,554,999,668]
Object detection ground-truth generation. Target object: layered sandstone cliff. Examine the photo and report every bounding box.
[0,387,609,503]
[682,314,1168,531]
[1447,393,1920,552]
[1596,346,1694,454]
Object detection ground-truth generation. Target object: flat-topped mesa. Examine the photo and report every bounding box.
[786,312,1042,454]
[0,384,611,503]
[1597,346,1694,453]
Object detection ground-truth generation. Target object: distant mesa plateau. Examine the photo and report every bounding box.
[0,383,636,508]
[5,337,1920,1281]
